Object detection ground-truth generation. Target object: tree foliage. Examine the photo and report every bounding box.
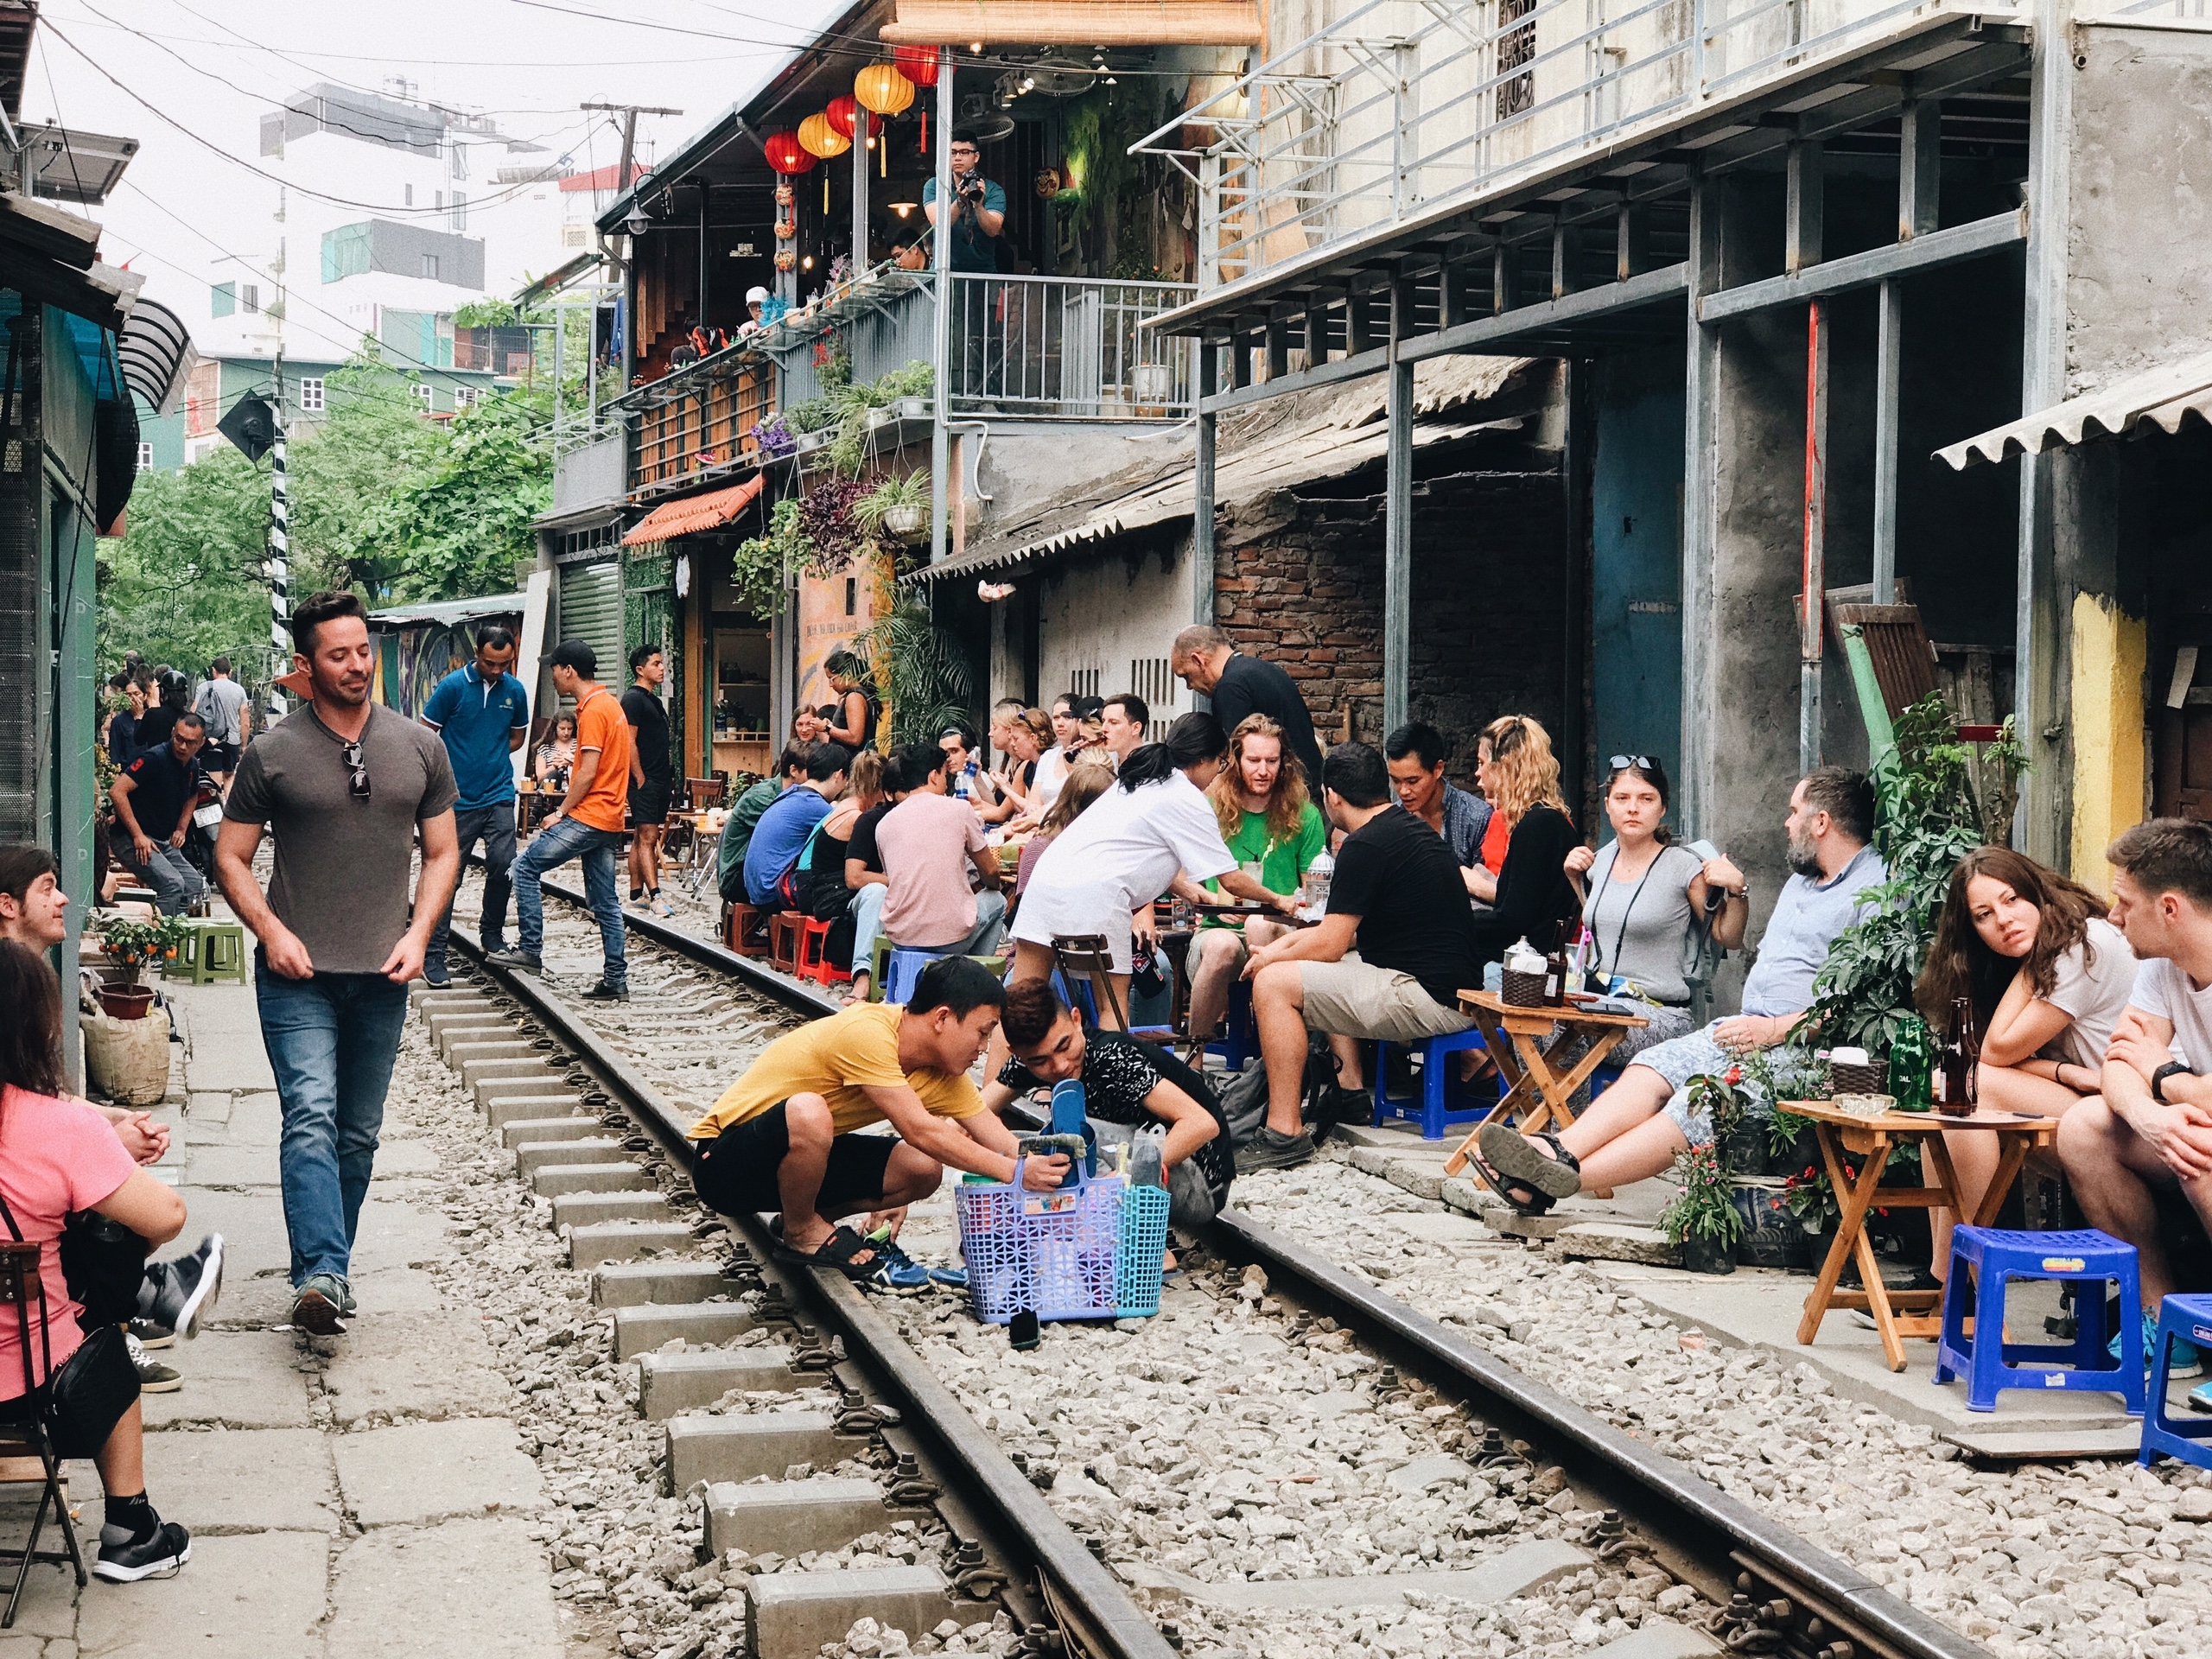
[97,445,271,675]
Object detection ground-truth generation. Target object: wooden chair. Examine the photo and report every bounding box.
[1050,934,1129,1033]
[685,777,727,812]
[0,1242,86,1626]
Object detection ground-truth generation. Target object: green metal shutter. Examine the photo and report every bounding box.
[557,558,625,686]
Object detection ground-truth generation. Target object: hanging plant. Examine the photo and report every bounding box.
[796,475,872,568]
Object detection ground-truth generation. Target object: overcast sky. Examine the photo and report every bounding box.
[25,0,849,323]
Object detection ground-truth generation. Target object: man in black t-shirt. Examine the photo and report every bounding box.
[1172,624,1325,788]
[109,713,215,914]
[1241,742,1478,1171]
[623,645,674,914]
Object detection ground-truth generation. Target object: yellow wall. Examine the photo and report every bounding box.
[2069,590,2148,878]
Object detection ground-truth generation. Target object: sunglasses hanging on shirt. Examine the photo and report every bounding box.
[343,741,370,801]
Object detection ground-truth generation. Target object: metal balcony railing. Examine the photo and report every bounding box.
[611,346,775,498]
[1134,0,2020,293]
[943,273,1197,418]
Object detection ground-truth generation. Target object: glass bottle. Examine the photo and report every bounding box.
[1935,995,1980,1117]
[1888,1016,1934,1111]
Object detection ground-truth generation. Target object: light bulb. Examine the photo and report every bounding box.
[801,255,814,270]
[969,41,982,52]
[1020,75,1034,92]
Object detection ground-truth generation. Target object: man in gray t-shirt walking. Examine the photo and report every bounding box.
[194,657,251,789]
[215,591,460,1336]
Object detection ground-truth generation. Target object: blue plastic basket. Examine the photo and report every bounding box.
[955,1160,1165,1325]
[1115,1185,1170,1318]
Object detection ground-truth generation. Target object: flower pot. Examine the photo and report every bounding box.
[1682,1236,1737,1275]
[864,406,898,430]
[1730,1178,1808,1270]
[1132,364,1174,404]
[99,983,154,1021]
[882,502,928,543]
[894,396,929,420]
[795,429,832,454]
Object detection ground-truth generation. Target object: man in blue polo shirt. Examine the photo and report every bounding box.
[420,625,531,988]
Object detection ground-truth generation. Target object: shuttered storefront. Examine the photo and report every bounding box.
[556,557,625,685]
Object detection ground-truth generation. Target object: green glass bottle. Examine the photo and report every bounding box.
[1889,1015,1934,1110]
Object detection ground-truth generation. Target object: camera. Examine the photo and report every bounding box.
[956,168,986,200]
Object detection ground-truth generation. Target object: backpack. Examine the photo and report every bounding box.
[1215,1034,1344,1149]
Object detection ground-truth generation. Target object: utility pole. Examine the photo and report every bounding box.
[268,341,289,718]
[580,103,682,393]
[580,101,683,238]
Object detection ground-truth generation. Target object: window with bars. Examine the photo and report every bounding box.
[136,442,153,472]
[1128,657,1177,740]
[414,384,435,410]
[1067,667,1102,699]
[1497,0,1537,119]
[298,378,325,413]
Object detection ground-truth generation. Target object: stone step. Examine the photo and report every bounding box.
[552,1191,671,1230]
[436,1022,524,1062]
[501,1117,607,1148]
[613,1300,757,1360]
[748,1565,955,1659]
[514,1137,628,1174]
[461,1055,562,1091]
[704,1477,915,1557]
[593,1262,731,1309]
[1554,1222,1682,1267]
[482,1089,588,1128]
[568,1221,698,1268]
[533,1163,653,1199]
[665,1410,867,1489]
[638,1347,802,1419]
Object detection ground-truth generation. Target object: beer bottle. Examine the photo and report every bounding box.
[1887,1015,1934,1110]
[1935,995,1979,1116]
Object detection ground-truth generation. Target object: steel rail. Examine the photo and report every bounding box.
[447,929,1180,1659]
[516,881,1992,1659]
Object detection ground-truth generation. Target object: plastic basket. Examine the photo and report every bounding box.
[956,1160,1165,1325]
[1115,1185,1171,1318]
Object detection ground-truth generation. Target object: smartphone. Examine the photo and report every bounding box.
[1008,1309,1041,1351]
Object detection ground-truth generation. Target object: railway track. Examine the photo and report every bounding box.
[442,873,1993,1659]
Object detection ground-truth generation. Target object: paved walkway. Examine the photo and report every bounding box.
[0,968,566,1659]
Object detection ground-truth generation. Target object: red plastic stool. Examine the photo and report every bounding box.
[767,911,803,973]
[722,902,767,959]
[794,916,852,986]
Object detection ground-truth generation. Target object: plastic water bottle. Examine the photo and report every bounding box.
[1303,849,1334,915]
[953,763,973,802]
[1128,1130,1166,1190]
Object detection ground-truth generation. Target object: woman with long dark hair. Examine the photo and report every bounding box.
[0,942,194,1583]
[1916,846,2137,1265]
[1009,714,1293,1014]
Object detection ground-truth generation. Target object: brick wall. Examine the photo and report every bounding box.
[1213,449,1570,782]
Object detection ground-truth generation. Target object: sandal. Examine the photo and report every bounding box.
[1477,1123,1583,1202]
[772,1224,885,1282]
[1465,1147,1555,1217]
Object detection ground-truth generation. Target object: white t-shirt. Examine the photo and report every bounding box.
[1020,772,1236,919]
[1030,747,1071,811]
[2126,955,2212,1071]
[2039,917,2139,1071]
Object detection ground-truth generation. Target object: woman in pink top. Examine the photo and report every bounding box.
[0,942,194,1584]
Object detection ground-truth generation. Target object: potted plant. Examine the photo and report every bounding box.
[1661,1142,1745,1274]
[94,914,188,1019]
[856,471,931,544]
[749,414,797,461]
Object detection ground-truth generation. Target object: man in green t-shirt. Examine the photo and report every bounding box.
[718,746,807,905]
[1185,715,1328,1040]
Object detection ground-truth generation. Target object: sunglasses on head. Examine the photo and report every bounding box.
[343,741,370,801]
[1609,754,1656,772]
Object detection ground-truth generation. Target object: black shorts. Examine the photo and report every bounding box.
[692,1104,898,1218]
[201,741,238,773]
[632,782,672,826]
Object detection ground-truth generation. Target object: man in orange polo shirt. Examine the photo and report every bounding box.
[492,641,635,999]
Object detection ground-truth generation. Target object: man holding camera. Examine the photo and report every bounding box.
[922,131,1007,398]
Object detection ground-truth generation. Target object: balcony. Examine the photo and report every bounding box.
[1136,0,2022,296]
[607,346,775,502]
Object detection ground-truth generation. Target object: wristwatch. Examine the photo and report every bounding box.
[2152,1060,2195,1103]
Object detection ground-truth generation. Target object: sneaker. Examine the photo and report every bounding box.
[1239,1127,1318,1172]
[872,1234,964,1290]
[124,1332,181,1394]
[2115,1310,2202,1378]
[581,980,631,1002]
[126,1318,175,1350]
[628,889,646,906]
[1313,1083,1369,1130]
[148,1234,223,1341]
[651,895,676,919]
[855,1243,932,1296]
[340,1281,358,1317]
[93,1518,191,1583]
[423,970,452,990]
[290,1274,348,1336]
[485,949,544,976]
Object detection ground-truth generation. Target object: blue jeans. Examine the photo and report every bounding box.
[512,815,626,986]
[425,803,518,978]
[124,842,207,916]
[255,955,410,1288]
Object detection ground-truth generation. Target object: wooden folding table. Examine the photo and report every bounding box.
[1443,989,1649,1180]
[1785,1098,2060,1372]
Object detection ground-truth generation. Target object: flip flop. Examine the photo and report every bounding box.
[772,1224,884,1283]
[1476,1122,1584,1201]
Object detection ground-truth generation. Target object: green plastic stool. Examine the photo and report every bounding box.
[170,919,249,987]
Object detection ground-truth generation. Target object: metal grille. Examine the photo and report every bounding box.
[1128,657,1177,740]
[1067,667,1102,700]
[944,275,1194,419]
[556,558,625,687]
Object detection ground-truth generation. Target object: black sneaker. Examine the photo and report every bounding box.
[126,1318,175,1351]
[1240,1127,1317,1172]
[125,1332,181,1394]
[149,1234,223,1339]
[485,949,544,976]
[581,981,631,1001]
[94,1519,191,1583]
[290,1274,347,1336]
[423,970,452,989]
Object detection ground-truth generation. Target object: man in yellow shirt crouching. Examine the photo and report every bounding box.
[688,957,1067,1292]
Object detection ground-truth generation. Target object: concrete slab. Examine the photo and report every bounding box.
[639,1347,802,1419]
[217,1090,284,1148]
[165,1190,292,1287]
[321,1311,513,1424]
[1592,1620,1722,1658]
[569,1221,696,1267]
[143,1328,314,1428]
[480,1086,588,1126]
[1127,1539,1588,1612]
[345,1193,461,1274]
[748,1564,952,1659]
[334,1418,543,1526]
[514,1137,627,1173]
[76,1529,330,1659]
[182,1143,282,1186]
[666,1411,863,1489]
[1942,1424,2146,1462]
[447,1040,544,1070]
[187,1090,234,1124]
[371,1140,445,1179]
[460,1056,559,1090]
[705,1477,908,1555]
[143,1426,340,1532]
[326,1516,561,1659]
[184,1050,283,1093]
[613,1300,758,1359]
[534,1163,652,1198]
[551,1191,671,1228]
[594,1262,731,1308]
[501,1117,606,1147]
[1378,1211,1500,1244]
[1557,1223,1684,1268]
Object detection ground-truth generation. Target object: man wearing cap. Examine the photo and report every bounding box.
[743,287,771,334]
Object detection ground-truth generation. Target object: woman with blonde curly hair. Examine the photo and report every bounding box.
[1468,714,1581,965]
[1185,715,1330,1039]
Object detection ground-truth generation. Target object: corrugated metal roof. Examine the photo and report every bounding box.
[1936,347,2212,469]
[367,592,529,628]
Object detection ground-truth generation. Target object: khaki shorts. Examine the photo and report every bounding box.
[1297,955,1475,1044]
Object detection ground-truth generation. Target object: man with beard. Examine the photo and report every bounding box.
[1470,767,1882,1211]
[215,591,461,1334]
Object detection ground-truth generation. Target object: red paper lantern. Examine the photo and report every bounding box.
[893,45,939,87]
[824,96,882,142]
[762,130,817,175]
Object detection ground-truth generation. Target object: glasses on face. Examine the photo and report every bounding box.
[343,741,370,801]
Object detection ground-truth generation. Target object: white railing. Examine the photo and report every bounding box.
[2078,0,2212,22]
[944,273,1197,418]
[1135,0,2016,292]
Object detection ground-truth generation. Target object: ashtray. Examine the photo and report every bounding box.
[1833,1092,1896,1117]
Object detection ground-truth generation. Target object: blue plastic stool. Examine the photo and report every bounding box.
[2140,1293,2212,1470]
[1370,1027,1497,1141]
[1933,1226,2144,1414]
[1204,981,1255,1072]
[884,946,957,1004]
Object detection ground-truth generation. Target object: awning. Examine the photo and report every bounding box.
[621,474,766,545]
[880,0,1262,44]
[116,297,195,417]
[1936,348,2212,469]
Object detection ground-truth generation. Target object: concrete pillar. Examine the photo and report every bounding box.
[1383,283,1414,734]
[928,50,954,567]
[1193,343,1217,625]
[2069,586,2147,879]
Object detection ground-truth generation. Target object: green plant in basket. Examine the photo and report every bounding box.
[1660,1142,1745,1249]
[97,913,191,984]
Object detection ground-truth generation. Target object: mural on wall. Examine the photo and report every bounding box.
[796,552,886,726]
